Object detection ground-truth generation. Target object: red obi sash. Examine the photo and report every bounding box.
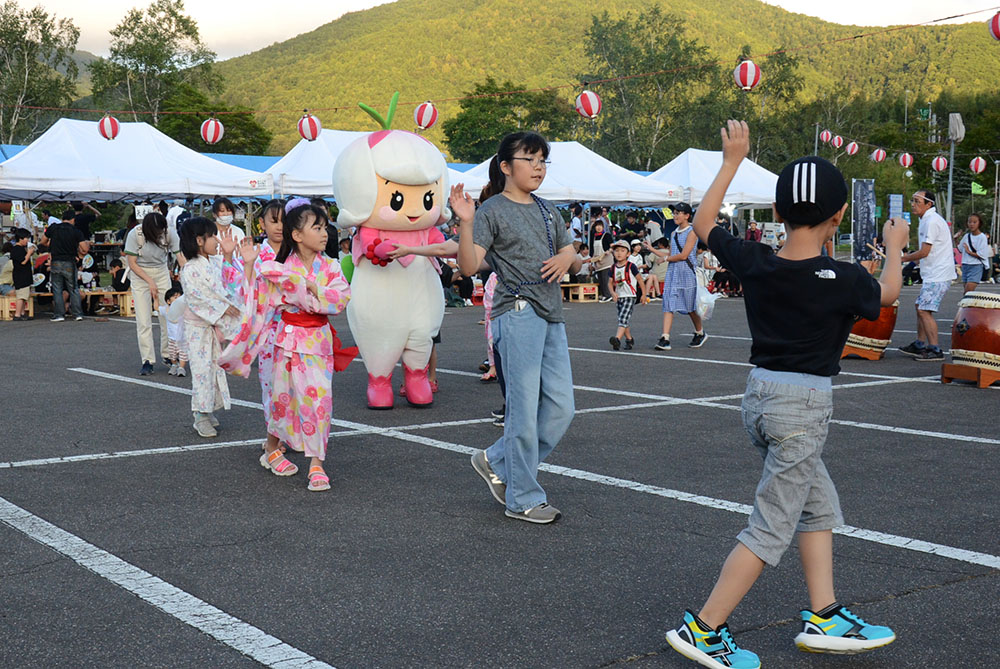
[279,311,358,372]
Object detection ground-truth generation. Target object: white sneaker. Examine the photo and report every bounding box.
[175,366,187,377]
[192,412,217,438]
[168,364,178,376]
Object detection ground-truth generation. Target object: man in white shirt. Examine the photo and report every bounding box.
[898,190,955,361]
[569,203,584,251]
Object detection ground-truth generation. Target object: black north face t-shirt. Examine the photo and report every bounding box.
[708,226,881,377]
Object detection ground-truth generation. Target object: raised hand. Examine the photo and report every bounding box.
[238,236,259,265]
[218,227,237,259]
[882,217,909,251]
[449,184,475,223]
[721,120,750,166]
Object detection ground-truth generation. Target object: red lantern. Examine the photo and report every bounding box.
[870,148,886,163]
[831,135,844,149]
[98,114,120,141]
[819,129,832,144]
[989,12,1000,40]
[845,141,859,156]
[931,156,948,172]
[413,101,438,130]
[733,60,761,91]
[575,90,602,119]
[200,117,224,145]
[970,156,987,174]
[898,153,914,168]
[297,112,322,141]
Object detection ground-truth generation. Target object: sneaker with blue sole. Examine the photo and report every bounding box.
[666,610,761,669]
[794,604,895,654]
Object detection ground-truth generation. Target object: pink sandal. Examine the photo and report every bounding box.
[259,449,298,476]
[308,465,330,491]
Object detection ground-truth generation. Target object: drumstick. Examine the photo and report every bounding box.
[866,243,886,258]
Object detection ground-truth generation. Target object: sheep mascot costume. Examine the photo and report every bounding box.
[333,93,449,409]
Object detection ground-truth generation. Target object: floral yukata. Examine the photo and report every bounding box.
[181,256,242,414]
[220,253,354,460]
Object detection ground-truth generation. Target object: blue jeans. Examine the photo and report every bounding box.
[486,302,575,512]
[50,260,82,318]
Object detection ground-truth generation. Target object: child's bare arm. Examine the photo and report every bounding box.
[878,218,908,306]
[693,121,749,245]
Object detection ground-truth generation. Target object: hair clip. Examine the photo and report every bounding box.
[285,197,310,214]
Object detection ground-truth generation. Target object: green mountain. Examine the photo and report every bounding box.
[215,0,1000,153]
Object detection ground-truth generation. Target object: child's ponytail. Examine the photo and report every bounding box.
[483,155,505,203]
[482,131,550,204]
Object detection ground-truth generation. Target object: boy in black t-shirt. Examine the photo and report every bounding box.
[9,230,35,320]
[666,122,908,669]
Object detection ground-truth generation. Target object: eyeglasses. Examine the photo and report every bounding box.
[511,157,551,167]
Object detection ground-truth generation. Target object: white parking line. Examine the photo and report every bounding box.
[0,496,334,668]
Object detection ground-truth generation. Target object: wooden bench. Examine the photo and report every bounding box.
[561,283,598,302]
[31,290,134,317]
[0,294,33,320]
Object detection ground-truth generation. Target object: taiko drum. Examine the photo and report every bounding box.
[842,300,898,360]
[949,291,1000,371]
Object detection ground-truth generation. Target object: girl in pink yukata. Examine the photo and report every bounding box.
[220,201,354,492]
[220,200,287,447]
[179,217,243,439]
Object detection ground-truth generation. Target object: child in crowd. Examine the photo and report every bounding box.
[9,230,35,320]
[160,286,188,377]
[453,131,582,524]
[609,240,646,350]
[220,201,353,492]
[645,202,706,350]
[109,258,131,292]
[665,121,906,669]
[179,217,243,438]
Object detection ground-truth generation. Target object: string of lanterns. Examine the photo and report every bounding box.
[816,127,989,175]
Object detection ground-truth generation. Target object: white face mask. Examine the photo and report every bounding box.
[217,215,234,225]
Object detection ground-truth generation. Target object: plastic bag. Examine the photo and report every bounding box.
[695,284,721,320]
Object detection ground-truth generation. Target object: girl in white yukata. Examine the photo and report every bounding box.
[219,202,354,492]
[179,217,243,438]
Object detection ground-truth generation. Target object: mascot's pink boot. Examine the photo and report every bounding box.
[403,365,433,407]
[367,374,394,410]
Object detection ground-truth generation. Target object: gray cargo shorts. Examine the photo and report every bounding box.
[736,368,842,567]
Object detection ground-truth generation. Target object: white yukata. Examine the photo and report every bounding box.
[181,256,242,414]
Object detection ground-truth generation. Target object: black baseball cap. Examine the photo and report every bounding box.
[671,202,693,215]
[775,157,847,227]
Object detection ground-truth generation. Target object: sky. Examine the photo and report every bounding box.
[33,0,994,60]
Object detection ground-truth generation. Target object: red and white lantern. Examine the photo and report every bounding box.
[931,156,948,172]
[413,101,438,130]
[200,117,224,145]
[819,129,832,144]
[970,156,987,174]
[845,141,859,156]
[575,90,602,119]
[831,135,844,149]
[989,12,1000,40]
[870,148,887,163]
[898,153,914,168]
[733,60,761,91]
[98,114,120,141]
[297,112,322,141]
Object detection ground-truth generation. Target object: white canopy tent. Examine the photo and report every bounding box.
[269,128,468,197]
[647,148,778,207]
[459,141,682,205]
[0,119,273,201]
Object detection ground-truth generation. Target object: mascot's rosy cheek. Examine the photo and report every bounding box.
[332,128,451,410]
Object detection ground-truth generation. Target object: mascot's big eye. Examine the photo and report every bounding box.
[390,191,404,211]
[423,191,434,211]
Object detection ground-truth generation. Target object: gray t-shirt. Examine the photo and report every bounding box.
[124,225,180,267]
[473,194,573,322]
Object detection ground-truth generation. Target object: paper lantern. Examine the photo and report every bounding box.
[575,90,602,119]
[733,60,761,91]
[931,156,948,172]
[413,101,438,130]
[845,141,859,156]
[297,112,322,141]
[831,135,844,149]
[898,153,914,168]
[98,114,120,141]
[970,156,987,174]
[200,118,224,145]
[989,12,1000,40]
[819,129,832,144]
[870,148,886,163]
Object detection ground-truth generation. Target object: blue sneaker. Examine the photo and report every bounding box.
[795,604,896,654]
[666,610,761,669]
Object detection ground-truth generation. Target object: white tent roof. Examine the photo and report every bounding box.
[458,141,682,206]
[0,118,273,201]
[647,148,778,207]
[270,128,467,197]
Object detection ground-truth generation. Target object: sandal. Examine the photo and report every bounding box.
[479,371,497,383]
[308,465,330,491]
[259,448,298,476]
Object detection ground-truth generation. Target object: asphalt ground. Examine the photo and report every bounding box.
[2,283,998,668]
